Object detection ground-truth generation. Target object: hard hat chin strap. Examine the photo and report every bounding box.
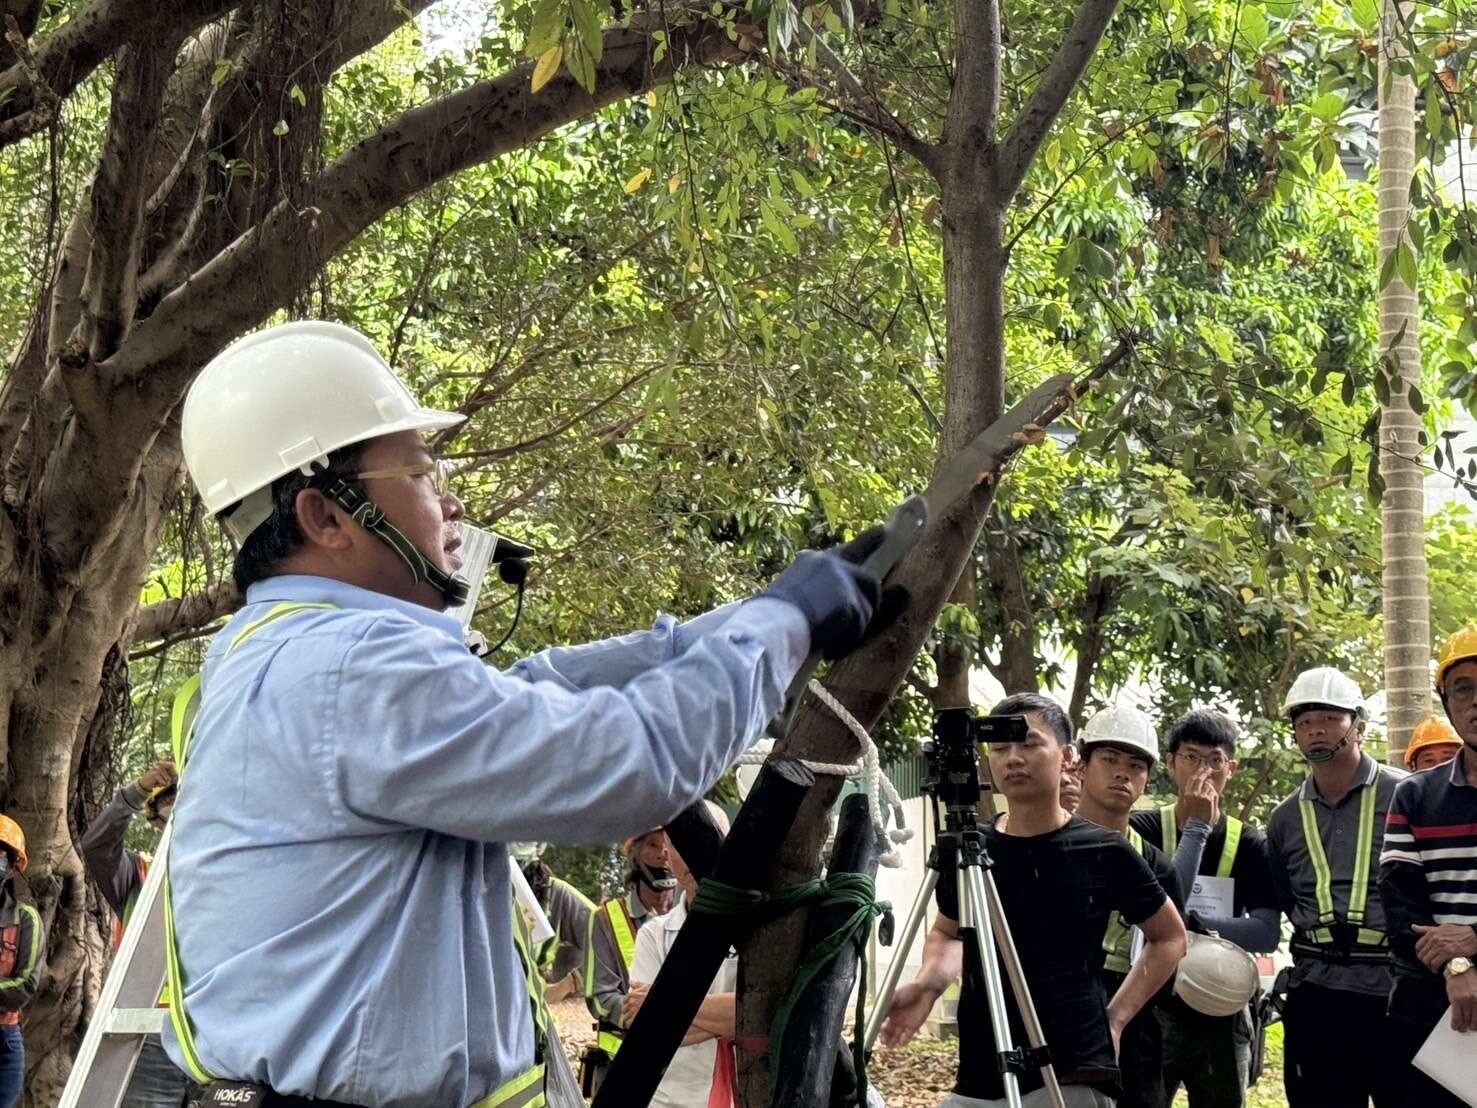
[317,474,470,608]
[631,859,678,893]
[1302,721,1357,765]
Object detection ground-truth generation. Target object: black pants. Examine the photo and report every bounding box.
[1113,1005,1164,1108]
[1282,982,1400,1108]
[1386,975,1470,1108]
[1159,1003,1250,1108]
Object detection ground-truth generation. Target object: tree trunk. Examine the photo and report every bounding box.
[1378,0,1430,763]
[0,2,755,1097]
[734,3,1123,1101]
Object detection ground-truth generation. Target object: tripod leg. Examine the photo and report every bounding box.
[982,870,1068,1108]
[863,867,939,1051]
[961,864,1022,1108]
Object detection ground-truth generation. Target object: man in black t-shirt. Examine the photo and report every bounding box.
[881,694,1187,1108]
[1077,706,1185,1108]
[1129,710,1278,1108]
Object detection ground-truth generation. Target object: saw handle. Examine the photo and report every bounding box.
[766,495,929,740]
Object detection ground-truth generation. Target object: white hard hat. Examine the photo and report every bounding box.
[1079,706,1158,765]
[509,842,543,865]
[1281,667,1365,720]
[182,321,464,542]
[1174,933,1259,1017]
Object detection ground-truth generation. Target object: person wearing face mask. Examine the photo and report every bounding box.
[881,693,1186,1108]
[0,816,42,1108]
[622,805,736,1108]
[582,828,678,1086]
[79,760,196,1106]
[1265,667,1406,1108]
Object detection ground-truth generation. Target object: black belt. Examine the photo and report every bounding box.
[1290,938,1389,965]
[200,1082,364,1108]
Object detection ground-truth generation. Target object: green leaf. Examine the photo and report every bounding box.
[760,200,799,254]
[1238,5,1270,51]
[289,84,306,107]
[525,0,566,57]
[571,0,603,64]
[1351,0,1379,31]
[1396,240,1418,291]
[211,60,232,86]
[272,119,289,137]
[1310,92,1344,123]
[564,35,596,93]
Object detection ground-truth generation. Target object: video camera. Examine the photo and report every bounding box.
[923,708,1029,817]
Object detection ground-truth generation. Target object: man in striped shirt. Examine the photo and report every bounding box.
[1379,627,1477,1108]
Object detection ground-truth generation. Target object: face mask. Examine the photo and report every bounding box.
[632,859,678,893]
[1301,722,1356,765]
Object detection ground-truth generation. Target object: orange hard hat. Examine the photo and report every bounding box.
[1405,715,1462,768]
[1436,625,1477,693]
[0,816,28,873]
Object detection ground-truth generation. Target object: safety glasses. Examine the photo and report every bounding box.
[350,458,455,496]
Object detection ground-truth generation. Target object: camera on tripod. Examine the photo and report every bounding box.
[924,708,1029,812]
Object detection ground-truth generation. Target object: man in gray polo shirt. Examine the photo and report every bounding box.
[1266,667,1405,1108]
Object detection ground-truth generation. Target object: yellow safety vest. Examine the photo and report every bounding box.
[1158,802,1241,879]
[163,602,549,1107]
[1102,828,1150,974]
[1295,782,1386,953]
[593,898,638,1056]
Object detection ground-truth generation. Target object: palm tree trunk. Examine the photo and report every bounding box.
[1378,0,1431,763]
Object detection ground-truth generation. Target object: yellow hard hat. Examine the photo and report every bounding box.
[0,816,28,873]
[1405,715,1462,768]
[1436,625,1477,693]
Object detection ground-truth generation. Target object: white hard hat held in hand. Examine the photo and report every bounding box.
[1174,932,1259,1017]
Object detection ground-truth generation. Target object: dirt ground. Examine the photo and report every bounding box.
[551,997,959,1107]
[551,998,1289,1107]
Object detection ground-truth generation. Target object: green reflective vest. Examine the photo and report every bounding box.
[1158,802,1241,879]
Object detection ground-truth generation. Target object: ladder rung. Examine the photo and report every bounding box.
[102,1009,166,1036]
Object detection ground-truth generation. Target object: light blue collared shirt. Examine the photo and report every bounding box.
[163,575,808,1107]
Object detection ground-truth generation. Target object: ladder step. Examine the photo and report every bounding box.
[102,1009,166,1036]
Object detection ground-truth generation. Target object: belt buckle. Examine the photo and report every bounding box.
[201,1081,270,1107]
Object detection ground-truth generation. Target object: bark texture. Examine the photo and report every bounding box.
[1377,0,1430,761]
[734,3,1123,1102]
[0,3,750,1099]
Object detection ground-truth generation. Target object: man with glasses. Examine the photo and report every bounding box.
[1130,710,1278,1108]
[1266,667,1405,1108]
[164,321,890,1108]
[1378,628,1477,1107]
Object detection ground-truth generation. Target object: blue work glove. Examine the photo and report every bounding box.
[761,530,885,660]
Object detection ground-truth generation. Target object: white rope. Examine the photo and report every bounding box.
[737,681,914,868]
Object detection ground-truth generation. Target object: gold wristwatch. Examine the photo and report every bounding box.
[1443,956,1474,979]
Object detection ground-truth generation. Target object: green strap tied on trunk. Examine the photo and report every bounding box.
[690,872,889,1101]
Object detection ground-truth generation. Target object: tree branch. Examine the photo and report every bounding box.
[132,579,239,645]
[38,11,746,582]
[82,36,181,361]
[790,21,939,177]
[997,0,1121,196]
[103,12,747,401]
[944,0,1001,177]
[0,0,233,150]
[0,14,58,144]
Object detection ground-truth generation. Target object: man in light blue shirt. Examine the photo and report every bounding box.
[166,322,884,1108]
